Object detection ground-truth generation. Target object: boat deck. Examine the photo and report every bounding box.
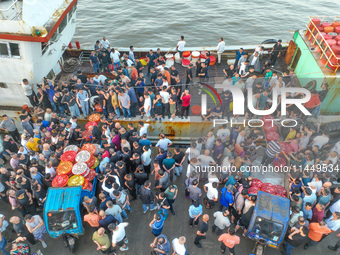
[57,48,290,115]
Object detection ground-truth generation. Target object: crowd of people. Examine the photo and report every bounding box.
[0,36,339,255]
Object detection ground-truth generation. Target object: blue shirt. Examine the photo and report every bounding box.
[157,234,170,253]
[151,215,164,235]
[128,88,138,104]
[302,207,312,220]
[220,187,234,207]
[147,53,157,65]
[137,81,145,94]
[89,54,99,64]
[45,81,55,103]
[189,204,202,218]
[139,139,151,147]
[236,51,245,60]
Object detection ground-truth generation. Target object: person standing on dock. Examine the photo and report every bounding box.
[100,36,110,51]
[21,79,38,107]
[146,50,157,75]
[234,48,244,68]
[216,37,226,65]
[0,115,21,143]
[270,39,282,66]
[176,35,186,61]
[76,88,89,118]
[89,51,100,73]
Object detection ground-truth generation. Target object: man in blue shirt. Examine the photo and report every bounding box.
[147,50,157,74]
[219,184,234,211]
[205,52,211,78]
[150,234,170,255]
[44,81,56,112]
[89,51,100,73]
[139,134,152,147]
[149,213,164,236]
[127,83,138,118]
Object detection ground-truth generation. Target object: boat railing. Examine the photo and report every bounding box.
[305,16,340,74]
[0,0,21,20]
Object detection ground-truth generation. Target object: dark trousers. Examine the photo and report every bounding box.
[163,103,170,118]
[26,92,38,107]
[144,164,151,175]
[128,188,137,200]
[271,53,279,65]
[9,129,20,143]
[25,232,37,245]
[148,63,154,74]
[180,105,190,118]
[212,224,223,235]
[222,104,231,121]
[194,235,206,245]
[189,217,199,226]
[261,154,274,166]
[167,198,175,214]
[130,102,137,117]
[186,77,191,85]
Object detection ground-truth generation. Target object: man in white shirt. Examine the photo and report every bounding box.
[143,93,151,121]
[172,236,187,255]
[212,210,230,234]
[155,134,172,152]
[204,182,218,208]
[216,37,226,65]
[312,132,330,149]
[176,35,186,59]
[139,121,149,137]
[185,142,200,162]
[100,36,110,50]
[128,46,135,62]
[108,222,129,252]
[216,124,230,143]
[110,49,121,71]
[160,86,170,119]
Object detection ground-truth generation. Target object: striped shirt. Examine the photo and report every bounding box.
[266,140,280,158]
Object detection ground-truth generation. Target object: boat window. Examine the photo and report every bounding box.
[59,16,68,34]
[68,3,77,21]
[0,42,20,58]
[0,43,9,57]
[9,43,20,57]
[252,216,284,242]
[47,210,78,232]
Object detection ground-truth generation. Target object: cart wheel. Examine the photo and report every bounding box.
[255,243,264,255]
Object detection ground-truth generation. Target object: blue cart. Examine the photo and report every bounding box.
[246,191,290,255]
[43,186,84,253]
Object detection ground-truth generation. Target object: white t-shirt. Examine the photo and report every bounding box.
[45,166,56,178]
[101,39,110,49]
[250,56,258,66]
[126,59,133,66]
[206,136,215,150]
[111,223,128,244]
[197,155,215,167]
[313,135,329,149]
[217,41,226,53]
[185,147,200,161]
[217,128,230,142]
[160,91,170,103]
[139,124,149,137]
[172,238,186,255]
[177,40,186,51]
[144,97,151,112]
[205,183,218,200]
[110,51,120,63]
